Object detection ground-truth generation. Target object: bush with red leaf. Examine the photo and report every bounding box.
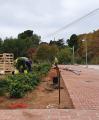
[27,48,37,59]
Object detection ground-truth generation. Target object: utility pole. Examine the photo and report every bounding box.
[82,39,88,68]
[73,46,75,65]
[85,39,88,68]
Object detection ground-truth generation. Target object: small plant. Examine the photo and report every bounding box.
[32,62,51,75]
[0,80,8,96]
[0,62,51,98]
[6,73,40,98]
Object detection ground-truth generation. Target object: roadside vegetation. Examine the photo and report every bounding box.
[0,29,99,64]
[0,62,51,98]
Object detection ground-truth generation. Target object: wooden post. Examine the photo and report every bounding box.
[58,69,61,105]
[56,66,61,106]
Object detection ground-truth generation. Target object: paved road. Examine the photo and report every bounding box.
[79,65,99,70]
[87,65,99,70]
[59,65,99,110]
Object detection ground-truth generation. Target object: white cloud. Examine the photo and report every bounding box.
[0,0,99,42]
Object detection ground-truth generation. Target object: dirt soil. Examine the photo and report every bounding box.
[0,68,74,109]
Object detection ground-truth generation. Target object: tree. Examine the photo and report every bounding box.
[0,30,41,58]
[36,44,58,62]
[0,38,3,53]
[27,48,37,60]
[49,39,65,48]
[67,34,79,51]
[18,30,33,39]
[16,30,41,57]
[48,45,59,62]
[40,42,48,45]
[30,34,41,47]
[56,39,65,48]
[36,44,50,62]
[57,47,72,64]
[2,38,18,58]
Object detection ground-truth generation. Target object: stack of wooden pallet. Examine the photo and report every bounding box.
[0,53,14,74]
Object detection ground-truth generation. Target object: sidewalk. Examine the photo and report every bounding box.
[0,109,99,120]
[60,65,99,110]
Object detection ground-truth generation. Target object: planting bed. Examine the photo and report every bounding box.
[0,69,74,109]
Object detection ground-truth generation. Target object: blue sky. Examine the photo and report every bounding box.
[0,0,99,42]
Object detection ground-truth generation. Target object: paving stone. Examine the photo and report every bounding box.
[0,109,99,120]
[59,65,99,110]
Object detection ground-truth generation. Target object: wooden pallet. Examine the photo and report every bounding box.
[0,53,14,74]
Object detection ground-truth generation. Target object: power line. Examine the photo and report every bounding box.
[45,8,99,38]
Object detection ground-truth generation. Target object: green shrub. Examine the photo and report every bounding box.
[6,73,40,98]
[9,83,25,98]
[0,80,8,96]
[32,62,51,75]
[57,48,72,64]
[0,62,51,98]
